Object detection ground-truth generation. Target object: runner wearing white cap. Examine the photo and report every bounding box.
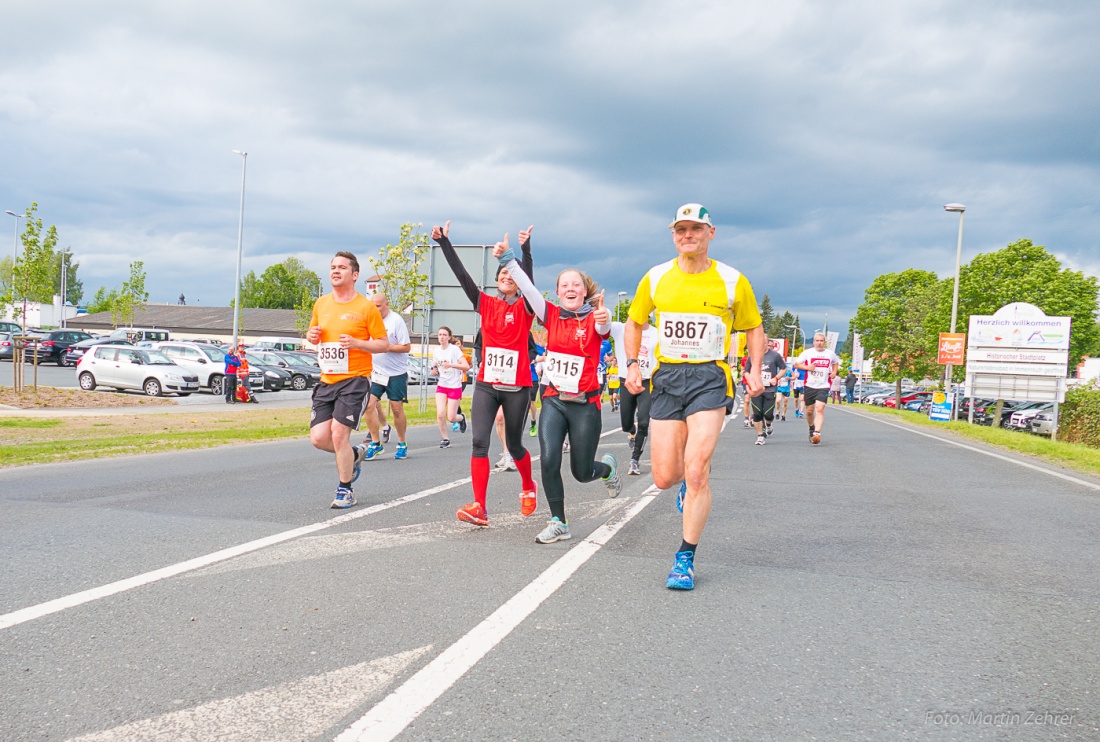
[625,203,764,590]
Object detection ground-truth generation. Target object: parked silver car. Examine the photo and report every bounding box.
[152,341,232,396]
[76,345,200,396]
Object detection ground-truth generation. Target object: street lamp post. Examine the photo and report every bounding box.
[231,150,248,347]
[785,323,806,353]
[944,203,966,394]
[5,209,24,266]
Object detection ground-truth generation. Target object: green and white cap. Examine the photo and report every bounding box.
[668,203,712,228]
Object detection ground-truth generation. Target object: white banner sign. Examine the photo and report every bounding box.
[852,333,863,368]
[967,303,1071,351]
[967,348,1068,364]
[965,361,1068,377]
[826,331,840,353]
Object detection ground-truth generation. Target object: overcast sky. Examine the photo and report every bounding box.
[2,1,1098,336]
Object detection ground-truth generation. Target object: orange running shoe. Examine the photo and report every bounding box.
[520,482,538,517]
[811,431,821,445]
[457,502,489,526]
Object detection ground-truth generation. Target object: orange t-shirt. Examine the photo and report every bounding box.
[309,292,387,384]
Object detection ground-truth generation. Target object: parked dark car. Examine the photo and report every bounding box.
[245,348,319,391]
[29,329,94,365]
[240,352,293,391]
[883,391,933,409]
[62,336,134,366]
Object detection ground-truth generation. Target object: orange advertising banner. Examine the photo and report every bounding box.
[938,333,966,364]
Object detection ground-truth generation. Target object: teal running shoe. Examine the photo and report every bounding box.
[365,442,384,460]
[666,550,695,590]
[601,454,621,498]
[676,480,686,513]
[394,442,408,460]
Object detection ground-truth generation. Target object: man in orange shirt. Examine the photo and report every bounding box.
[308,251,390,509]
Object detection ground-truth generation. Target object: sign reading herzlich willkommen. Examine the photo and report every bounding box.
[937,333,966,365]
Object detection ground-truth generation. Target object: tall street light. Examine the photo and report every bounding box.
[944,203,966,392]
[231,150,248,347]
[5,210,24,265]
[784,323,805,351]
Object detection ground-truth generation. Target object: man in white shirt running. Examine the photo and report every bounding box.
[358,293,412,461]
[793,331,840,444]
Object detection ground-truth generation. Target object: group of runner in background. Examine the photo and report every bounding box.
[304,204,850,590]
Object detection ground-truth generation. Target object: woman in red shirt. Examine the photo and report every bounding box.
[432,221,539,527]
[494,235,621,545]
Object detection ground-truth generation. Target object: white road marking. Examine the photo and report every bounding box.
[191,498,632,577]
[336,485,661,742]
[67,646,432,742]
[0,478,471,631]
[1,426,633,632]
[842,408,1100,493]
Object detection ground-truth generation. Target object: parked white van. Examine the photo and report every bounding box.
[252,336,311,352]
[107,327,171,344]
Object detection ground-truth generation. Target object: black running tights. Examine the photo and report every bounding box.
[538,396,611,507]
[471,382,531,459]
[618,381,651,461]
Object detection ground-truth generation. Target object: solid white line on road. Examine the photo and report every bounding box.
[842,408,1100,493]
[335,484,662,742]
[0,478,471,632]
[68,646,432,742]
[0,426,631,632]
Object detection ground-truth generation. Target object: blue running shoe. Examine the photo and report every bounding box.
[666,550,695,590]
[451,421,460,432]
[365,442,384,460]
[676,480,686,513]
[331,485,356,509]
[351,443,367,484]
[394,442,408,460]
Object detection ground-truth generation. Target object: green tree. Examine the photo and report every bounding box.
[949,239,1100,367]
[114,261,149,328]
[368,222,433,320]
[87,286,119,315]
[52,249,83,305]
[759,294,775,337]
[13,202,59,306]
[851,269,944,402]
[238,257,321,310]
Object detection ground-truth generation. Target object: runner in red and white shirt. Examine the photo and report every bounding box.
[793,331,840,444]
[494,235,619,545]
[432,221,539,527]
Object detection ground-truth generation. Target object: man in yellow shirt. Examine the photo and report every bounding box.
[625,204,764,590]
[308,251,389,509]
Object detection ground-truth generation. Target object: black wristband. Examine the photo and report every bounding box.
[626,359,639,368]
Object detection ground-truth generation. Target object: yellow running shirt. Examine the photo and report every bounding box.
[309,293,387,384]
[627,258,762,393]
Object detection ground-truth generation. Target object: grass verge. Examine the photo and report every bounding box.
[0,405,447,467]
[849,404,1100,479]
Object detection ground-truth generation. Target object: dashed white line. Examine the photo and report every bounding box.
[335,485,661,742]
[0,478,470,631]
[1,426,631,632]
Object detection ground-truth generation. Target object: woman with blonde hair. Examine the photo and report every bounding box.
[494,236,621,545]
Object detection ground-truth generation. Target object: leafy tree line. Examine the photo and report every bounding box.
[851,239,1100,400]
[1,203,84,324]
[86,261,149,328]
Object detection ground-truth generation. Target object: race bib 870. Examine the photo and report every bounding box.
[317,342,349,375]
[659,313,726,361]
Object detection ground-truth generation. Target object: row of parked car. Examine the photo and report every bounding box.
[856,383,1055,434]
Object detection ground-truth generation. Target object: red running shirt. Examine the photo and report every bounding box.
[541,303,608,401]
[477,293,536,387]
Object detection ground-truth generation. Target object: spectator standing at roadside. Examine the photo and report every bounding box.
[845,369,858,404]
[223,346,240,403]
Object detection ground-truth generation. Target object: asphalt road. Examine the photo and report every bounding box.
[1,406,1098,741]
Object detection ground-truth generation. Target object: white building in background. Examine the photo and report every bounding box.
[2,295,81,328]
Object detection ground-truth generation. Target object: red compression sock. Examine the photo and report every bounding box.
[513,450,536,492]
[471,456,490,510]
